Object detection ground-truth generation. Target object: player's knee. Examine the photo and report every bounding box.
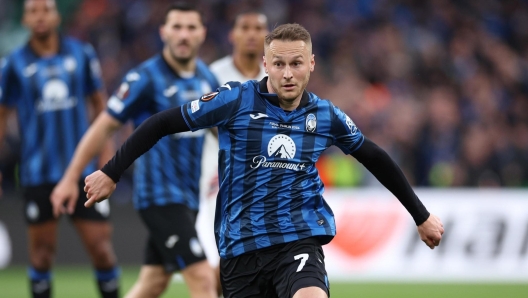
[184,263,216,293]
[30,242,56,270]
[139,273,170,297]
[87,238,116,268]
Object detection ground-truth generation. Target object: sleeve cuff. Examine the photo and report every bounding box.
[100,164,121,183]
[413,210,430,226]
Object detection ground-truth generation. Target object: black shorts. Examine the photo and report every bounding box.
[139,204,207,273]
[23,183,110,224]
[220,237,330,298]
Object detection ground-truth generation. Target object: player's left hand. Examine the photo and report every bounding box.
[84,170,116,208]
[417,214,444,249]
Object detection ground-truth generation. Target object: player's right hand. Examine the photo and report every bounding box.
[84,170,116,208]
[50,177,79,218]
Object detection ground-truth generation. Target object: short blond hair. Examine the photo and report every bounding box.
[265,23,312,48]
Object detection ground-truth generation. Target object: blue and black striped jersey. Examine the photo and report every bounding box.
[182,79,365,258]
[106,54,219,210]
[0,37,102,187]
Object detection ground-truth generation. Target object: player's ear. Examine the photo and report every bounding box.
[310,54,315,72]
[21,15,28,28]
[21,8,30,28]
[159,25,167,42]
[53,10,61,28]
[263,56,268,73]
[228,30,234,44]
[199,26,207,44]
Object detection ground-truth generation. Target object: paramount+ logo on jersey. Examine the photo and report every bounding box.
[250,134,308,171]
[36,79,77,113]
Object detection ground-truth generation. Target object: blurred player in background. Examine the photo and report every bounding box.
[51,2,219,298]
[0,1,119,297]
[198,10,268,268]
[209,10,268,83]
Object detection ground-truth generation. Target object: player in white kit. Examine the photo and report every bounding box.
[196,10,269,270]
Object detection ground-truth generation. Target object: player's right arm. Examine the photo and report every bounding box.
[84,106,191,207]
[84,81,242,207]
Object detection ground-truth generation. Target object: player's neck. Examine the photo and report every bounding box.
[29,32,60,57]
[163,48,196,75]
[266,79,301,111]
[232,51,261,79]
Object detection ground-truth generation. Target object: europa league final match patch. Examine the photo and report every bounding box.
[200,92,218,102]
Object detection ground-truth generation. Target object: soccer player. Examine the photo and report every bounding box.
[0,1,119,297]
[50,2,219,298]
[83,23,445,298]
[198,9,269,268]
[209,10,268,83]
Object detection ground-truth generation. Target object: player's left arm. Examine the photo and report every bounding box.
[350,138,444,249]
[331,105,444,249]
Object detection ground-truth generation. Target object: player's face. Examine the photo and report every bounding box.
[230,14,268,56]
[264,40,315,103]
[23,0,60,38]
[160,10,206,64]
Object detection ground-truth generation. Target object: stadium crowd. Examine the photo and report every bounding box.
[1,0,528,188]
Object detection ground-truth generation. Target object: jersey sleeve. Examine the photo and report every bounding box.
[181,81,242,131]
[0,56,20,107]
[106,70,153,123]
[331,104,365,154]
[82,44,103,95]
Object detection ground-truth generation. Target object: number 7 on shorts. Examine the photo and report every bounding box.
[294,253,309,272]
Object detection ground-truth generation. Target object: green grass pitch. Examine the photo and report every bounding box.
[0,265,527,297]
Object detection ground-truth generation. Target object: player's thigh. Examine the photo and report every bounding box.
[71,183,115,265]
[292,287,328,298]
[23,184,59,260]
[23,184,56,224]
[220,247,281,298]
[139,204,207,273]
[274,237,330,298]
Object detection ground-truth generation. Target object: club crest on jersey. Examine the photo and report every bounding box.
[63,56,77,72]
[306,114,317,132]
[126,71,140,81]
[200,91,218,102]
